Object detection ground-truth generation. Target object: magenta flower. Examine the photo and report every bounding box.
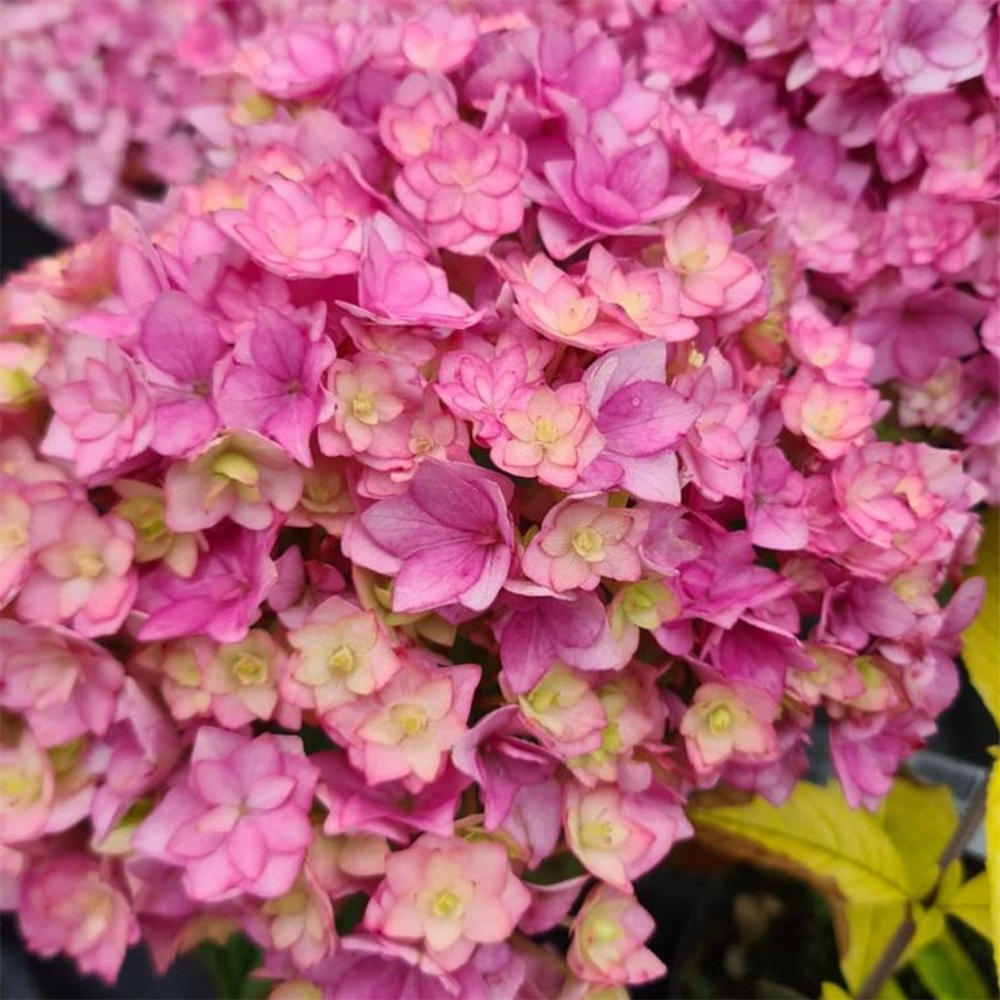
[215,173,365,279]
[138,291,227,457]
[133,728,318,902]
[364,833,531,971]
[135,523,277,643]
[395,122,527,255]
[17,498,136,637]
[216,306,335,467]
[343,459,514,614]
[745,445,808,551]
[40,333,153,479]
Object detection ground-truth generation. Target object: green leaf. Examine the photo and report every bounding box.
[911,928,991,1000]
[688,782,913,905]
[821,982,854,999]
[944,872,993,943]
[878,778,956,899]
[963,507,999,726]
[987,759,1000,986]
[839,901,907,993]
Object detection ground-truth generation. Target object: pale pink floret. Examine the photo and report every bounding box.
[810,0,885,78]
[564,779,693,890]
[920,115,1000,201]
[395,122,527,255]
[881,0,991,95]
[400,8,478,73]
[680,682,780,774]
[781,366,882,460]
[346,214,482,329]
[199,629,287,729]
[662,206,763,317]
[0,725,54,844]
[233,21,348,100]
[0,487,32,606]
[379,73,459,164]
[522,498,649,593]
[0,620,123,747]
[342,459,514,614]
[516,663,608,758]
[17,498,136,637]
[569,884,666,986]
[18,854,139,983]
[787,301,873,387]
[364,833,531,972]
[493,384,603,489]
[325,652,479,788]
[133,728,318,903]
[40,334,153,479]
[215,173,364,279]
[164,431,304,534]
[285,596,401,716]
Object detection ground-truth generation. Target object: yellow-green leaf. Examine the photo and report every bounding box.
[877,778,956,899]
[821,983,853,1000]
[839,901,907,993]
[911,927,990,1000]
[963,506,999,726]
[688,782,912,904]
[944,871,992,942]
[987,758,1000,986]
[934,859,965,909]
[905,904,947,965]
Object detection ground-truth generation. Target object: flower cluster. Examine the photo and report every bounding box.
[1,1,995,997]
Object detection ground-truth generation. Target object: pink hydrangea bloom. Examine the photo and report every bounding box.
[18,854,139,983]
[232,21,347,100]
[516,663,609,758]
[343,459,514,614]
[522,498,649,593]
[379,73,459,164]
[568,884,666,986]
[881,0,991,95]
[133,728,318,902]
[680,682,780,774]
[400,7,478,73]
[17,498,136,637]
[364,833,531,971]
[395,122,527,255]
[325,652,479,788]
[216,306,335,467]
[492,383,603,489]
[0,725,55,844]
[40,334,153,479]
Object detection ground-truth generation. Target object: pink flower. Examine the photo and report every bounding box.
[568,884,666,986]
[18,854,138,983]
[516,663,608,757]
[538,113,693,258]
[0,725,54,844]
[493,383,603,489]
[781,366,882,460]
[680,682,780,774]
[538,22,625,110]
[138,291,227,457]
[746,445,808,551]
[662,104,792,190]
[379,73,459,164]
[662,206,763,317]
[810,0,885,78]
[699,0,813,58]
[400,8,478,73]
[164,431,304,533]
[881,0,991,95]
[135,522,277,643]
[395,122,527,255]
[0,486,33,607]
[40,334,153,479]
[0,621,123,747]
[564,778,692,890]
[215,172,366,279]
[325,652,479,788]
[133,728,318,902]
[364,833,531,971]
[233,22,348,100]
[788,301,874,387]
[285,596,401,716]
[345,214,482,329]
[199,629,287,729]
[112,480,201,578]
[216,306,335,467]
[17,498,136,637]
[522,498,649,593]
[343,459,514,614]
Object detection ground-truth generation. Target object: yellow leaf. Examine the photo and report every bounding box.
[943,871,992,943]
[987,759,1000,987]
[821,983,853,1000]
[839,901,907,993]
[963,506,1000,726]
[933,859,964,909]
[688,782,913,904]
[877,778,956,899]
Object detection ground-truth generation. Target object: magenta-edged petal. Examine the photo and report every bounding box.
[391,540,489,613]
[140,291,226,385]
